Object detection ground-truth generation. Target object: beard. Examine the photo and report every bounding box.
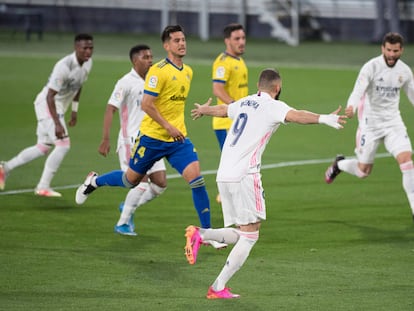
[275,88,282,100]
[384,55,399,68]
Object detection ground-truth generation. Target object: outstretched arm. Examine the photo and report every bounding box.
[285,105,346,129]
[191,98,228,119]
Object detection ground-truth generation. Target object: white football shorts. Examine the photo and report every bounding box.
[36,115,68,145]
[218,173,266,227]
[355,123,412,164]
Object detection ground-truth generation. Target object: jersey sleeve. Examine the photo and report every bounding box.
[347,62,371,110]
[212,55,230,83]
[144,65,163,97]
[226,101,238,120]
[403,66,414,106]
[47,62,69,93]
[108,78,126,109]
[273,101,293,124]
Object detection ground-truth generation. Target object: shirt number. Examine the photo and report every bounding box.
[230,113,248,146]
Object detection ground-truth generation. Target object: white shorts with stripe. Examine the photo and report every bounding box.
[218,173,266,227]
[355,123,412,164]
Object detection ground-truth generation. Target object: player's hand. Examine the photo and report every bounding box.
[319,105,347,129]
[99,140,110,157]
[68,111,77,127]
[55,122,66,139]
[345,106,354,118]
[191,98,212,120]
[166,124,185,142]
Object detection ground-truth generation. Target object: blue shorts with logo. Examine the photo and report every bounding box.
[129,135,199,175]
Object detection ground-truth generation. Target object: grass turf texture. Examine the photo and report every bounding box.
[1,32,414,310]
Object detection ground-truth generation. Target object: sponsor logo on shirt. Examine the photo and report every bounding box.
[170,95,187,101]
[375,85,400,98]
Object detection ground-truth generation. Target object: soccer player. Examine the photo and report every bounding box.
[212,23,248,150]
[75,25,215,238]
[185,68,346,299]
[0,34,94,196]
[325,32,414,221]
[212,23,248,203]
[98,44,167,236]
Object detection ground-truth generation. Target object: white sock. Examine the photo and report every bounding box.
[212,230,259,291]
[137,182,166,206]
[116,183,148,226]
[36,145,70,189]
[199,228,240,244]
[400,161,414,215]
[116,182,167,226]
[338,159,367,178]
[5,145,48,173]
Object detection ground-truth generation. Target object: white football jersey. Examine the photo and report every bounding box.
[108,68,146,146]
[347,55,414,129]
[34,52,92,120]
[217,92,292,182]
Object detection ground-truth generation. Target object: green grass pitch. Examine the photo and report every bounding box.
[0,32,414,310]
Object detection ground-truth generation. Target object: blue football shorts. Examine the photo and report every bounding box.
[129,135,199,175]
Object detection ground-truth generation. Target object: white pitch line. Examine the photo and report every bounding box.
[0,153,392,196]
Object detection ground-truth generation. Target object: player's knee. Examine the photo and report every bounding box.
[400,160,414,172]
[56,144,70,154]
[122,172,137,189]
[36,143,52,155]
[357,168,369,179]
[150,183,167,196]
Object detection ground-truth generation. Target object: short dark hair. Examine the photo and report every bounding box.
[382,32,404,47]
[258,68,281,89]
[129,44,151,61]
[74,33,93,42]
[161,25,184,43]
[223,23,244,38]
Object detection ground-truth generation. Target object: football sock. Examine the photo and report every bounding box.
[116,182,166,226]
[338,158,368,178]
[137,182,166,206]
[400,161,414,214]
[95,170,134,188]
[212,230,259,291]
[116,184,148,226]
[189,176,211,228]
[5,144,49,172]
[199,228,240,244]
[37,144,70,189]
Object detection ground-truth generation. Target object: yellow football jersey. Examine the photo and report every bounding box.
[141,58,193,142]
[212,52,248,130]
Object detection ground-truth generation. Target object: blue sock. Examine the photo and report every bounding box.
[189,176,211,228]
[95,170,134,188]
